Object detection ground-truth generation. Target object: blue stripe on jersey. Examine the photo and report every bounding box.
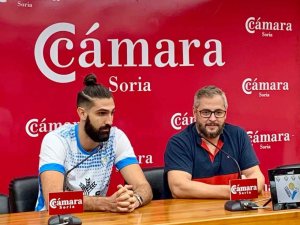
[35,177,45,211]
[35,194,45,211]
[39,163,65,174]
[116,157,138,170]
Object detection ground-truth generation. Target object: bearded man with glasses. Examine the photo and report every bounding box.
[164,85,265,199]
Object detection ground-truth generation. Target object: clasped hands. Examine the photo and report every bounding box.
[110,184,138,213]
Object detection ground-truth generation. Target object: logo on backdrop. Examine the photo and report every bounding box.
[247,130,291,150]
[171,112,195,130]
[25,118,78,137]
[34,22,225,83]
[108,75,151,93]
[242,78,289,97]
[245,17,292,37]
[17,1,33,7]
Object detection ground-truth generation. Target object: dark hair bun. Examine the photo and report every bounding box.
[84,74,97,86]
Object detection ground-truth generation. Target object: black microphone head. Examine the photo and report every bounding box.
[224,200,258,211]
[224,200,246,211]
[48,214,82,225]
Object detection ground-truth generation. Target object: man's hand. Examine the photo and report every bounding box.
[108,184,138,212]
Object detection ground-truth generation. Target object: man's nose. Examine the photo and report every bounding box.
[208,112,217,120]
[106,114,113,125]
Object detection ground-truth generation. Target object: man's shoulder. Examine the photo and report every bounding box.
[45,123,77,140]
[170,123,196,141]
[223,123,248,138]
[107,126,129,144]
[110,126,123,137]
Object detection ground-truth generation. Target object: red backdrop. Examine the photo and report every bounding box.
[0,0,299,195]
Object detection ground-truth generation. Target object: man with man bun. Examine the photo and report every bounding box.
[35,74,152,212]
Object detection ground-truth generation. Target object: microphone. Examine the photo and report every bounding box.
[48,143,103,225]
[198,133,258,211]
[199,133,242,179]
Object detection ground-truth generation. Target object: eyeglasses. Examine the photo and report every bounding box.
[198,110,226,118]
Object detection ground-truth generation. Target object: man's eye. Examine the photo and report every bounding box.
[202,111,210,115]
[215,111,222,116]
[99,112,108,116]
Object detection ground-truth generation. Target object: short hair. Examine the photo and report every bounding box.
[77,74,113,108]
[193,85,228,109]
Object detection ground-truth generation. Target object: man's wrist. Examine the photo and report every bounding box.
[133,193,143,207]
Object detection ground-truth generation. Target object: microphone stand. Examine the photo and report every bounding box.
[48,144,103,225]
[63,145,102,191]
[199,133,242,179]
[198,133,259,211]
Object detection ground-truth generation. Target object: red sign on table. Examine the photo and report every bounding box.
[229,178,258,200]
[48,191,83,215]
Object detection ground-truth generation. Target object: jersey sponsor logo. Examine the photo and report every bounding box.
[79,178,97,196]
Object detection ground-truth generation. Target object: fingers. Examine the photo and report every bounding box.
[116,185,133,199]
[114,184,136,212]
[117,184,133,192]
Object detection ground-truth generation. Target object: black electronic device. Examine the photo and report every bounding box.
[268,164,300,211]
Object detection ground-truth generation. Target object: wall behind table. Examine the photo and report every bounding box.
[0,0,299,194]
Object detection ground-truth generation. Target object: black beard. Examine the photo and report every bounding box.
[84,116,111,142]
[197,122,225,139]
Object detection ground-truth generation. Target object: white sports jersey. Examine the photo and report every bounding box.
[35,124,138,211]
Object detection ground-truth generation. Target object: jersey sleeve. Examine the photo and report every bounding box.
[114,128,138,170]
[38,132,67,174]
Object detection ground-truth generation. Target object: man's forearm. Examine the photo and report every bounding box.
[83,196,113,212]
[171,181,230,199]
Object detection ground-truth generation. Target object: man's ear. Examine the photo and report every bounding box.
[192,107,197,118]
[77,107,87,120]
